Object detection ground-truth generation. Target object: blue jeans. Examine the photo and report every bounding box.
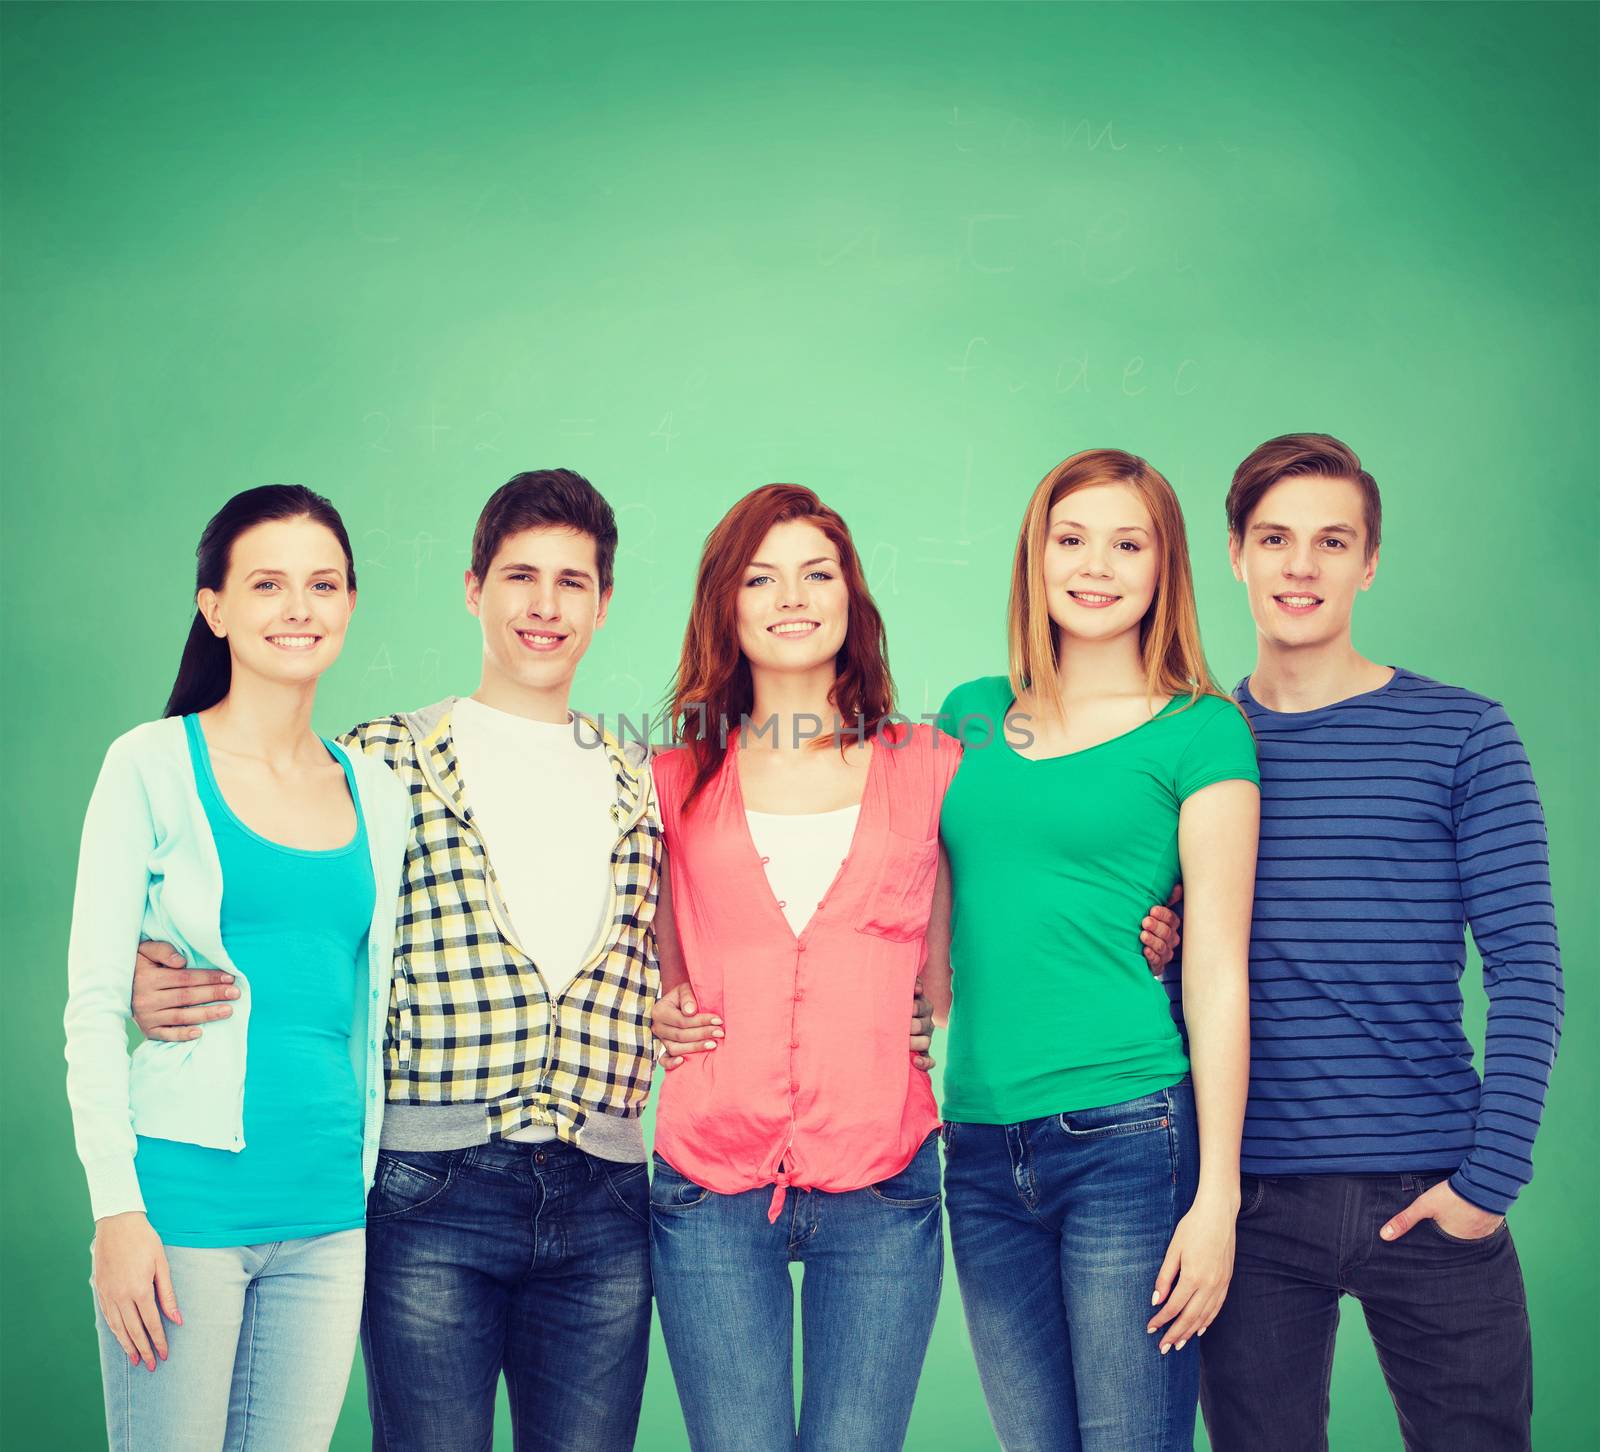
[650,1132,943,1452]
[360,1140,652,1452]
[944,1078,1201,1452]
[95,1228,366,1452]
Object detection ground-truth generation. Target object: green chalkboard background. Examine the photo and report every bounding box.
[3,2,1595,1447]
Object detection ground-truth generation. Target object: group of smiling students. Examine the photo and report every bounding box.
[65,434,1562,1452]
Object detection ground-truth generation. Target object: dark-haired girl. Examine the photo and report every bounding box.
[64,487,410,1451]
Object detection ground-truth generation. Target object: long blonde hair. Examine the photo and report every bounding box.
[1007,448,1222,718]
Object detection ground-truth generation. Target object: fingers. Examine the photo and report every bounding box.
[1380,1208,1420,1241]
[1163,1287,1221,1352]
[1166,884,1184,906]
[652,1017,720,1053]
[101,1301,141,1368]
[136,941,189,969]
[651,989,722,1054]
[911,1053,936,1073]
[909,1030,933,1053]
[154,1253,182,1327]
[1148,1277,1199,1351]
[1150,1242,1182,1313]
[1380,1193,1427,1241]
[1149,905,1181,933]
[151,1000,238,1027]
[134,1290,169,1363]
[119,1293,158,1371]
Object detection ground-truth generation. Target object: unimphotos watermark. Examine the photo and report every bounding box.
[572,709,1036,751]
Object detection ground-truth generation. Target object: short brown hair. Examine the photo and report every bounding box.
[1227,434,1381,558]
[470,469,618,590]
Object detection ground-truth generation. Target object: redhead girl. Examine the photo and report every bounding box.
[64,486,409,1451]
[644,484,955,1452]
[926,450,1260,1452]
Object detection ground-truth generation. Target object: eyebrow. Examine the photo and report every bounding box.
[747,557,838,569]
[1250,521,1359,537]
[500,562,595,580]
[245,567,344,579]
[1052,521,1152,535]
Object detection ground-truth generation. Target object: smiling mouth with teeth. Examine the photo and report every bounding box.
[267,635,320,649]
[1067,591,1121,606]
[768,621,820,635]
[1274,594,1323,609]
[515,629,566,647]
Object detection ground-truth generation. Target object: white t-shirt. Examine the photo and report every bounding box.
[744,804,861,937]
[450,696,617,1001]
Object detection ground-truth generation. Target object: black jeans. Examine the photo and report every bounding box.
[360,1140,652,1452]
[1200,1172,1532,1452]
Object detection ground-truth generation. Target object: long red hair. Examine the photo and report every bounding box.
[667,484,896,810]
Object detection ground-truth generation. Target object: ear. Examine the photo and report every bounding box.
[1226,532,1244,583]
[464,568,482,618]
[197,588,226,638]
[345,589,358,621]
[595,586,612,630]
[1360,546,1380,592]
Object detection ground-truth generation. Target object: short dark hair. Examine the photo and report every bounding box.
[470,469,618,591]
[1227,434,1382,559]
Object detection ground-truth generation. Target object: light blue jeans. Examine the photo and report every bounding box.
[650,1132,943,1452]
[95,1228,365,1452]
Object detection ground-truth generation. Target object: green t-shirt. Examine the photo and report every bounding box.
[937,675,1259,1123]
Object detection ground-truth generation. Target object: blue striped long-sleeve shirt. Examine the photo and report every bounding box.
[1209,668,1561,1215]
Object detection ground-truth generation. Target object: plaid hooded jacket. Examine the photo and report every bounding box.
[339,698,661,1154]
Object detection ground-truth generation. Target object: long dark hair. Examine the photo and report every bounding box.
[163,485,357,718]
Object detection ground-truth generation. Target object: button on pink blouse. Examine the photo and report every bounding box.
[652,723,962,1220]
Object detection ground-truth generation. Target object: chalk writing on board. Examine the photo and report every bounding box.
[914,446,1007,570]
[1052,211,1136,285]
[650,414,679,454]
[1062,118,1127,153]
[363,645,397,686]
[964,214,1021,274]
[821,227,880,267]
[414,404,451,452]
[363,411,393,454]
[867,543,901,598]
[949,337,989,387]
[474,411,505,453]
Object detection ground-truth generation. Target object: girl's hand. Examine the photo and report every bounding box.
[651,982,723,1069]
[1146,1190,1237,1353]
[92,1211,181,1372]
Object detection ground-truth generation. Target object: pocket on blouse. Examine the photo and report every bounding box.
[856,829,939,943]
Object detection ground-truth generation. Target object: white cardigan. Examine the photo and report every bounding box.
[63,716,410,1221]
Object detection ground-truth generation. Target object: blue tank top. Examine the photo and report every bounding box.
[135,715,375,1247]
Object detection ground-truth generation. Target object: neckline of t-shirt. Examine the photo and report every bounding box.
[744,803,863,821]
[453,695,577,736]
[1236,666,1406,720]
[998,689,1189,765]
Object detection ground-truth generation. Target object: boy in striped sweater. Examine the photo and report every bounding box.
[1196,434,1562,1452]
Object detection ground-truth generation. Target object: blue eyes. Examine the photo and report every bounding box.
[745,571,835,587]
[254,580,339,591]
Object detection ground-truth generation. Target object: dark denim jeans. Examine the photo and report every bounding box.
[944,1078,1201,1452]
[1199,1171,1532,1452]
[649,1132,943,1452]
[360,1140,652,1452]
